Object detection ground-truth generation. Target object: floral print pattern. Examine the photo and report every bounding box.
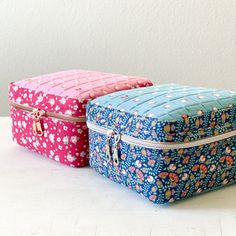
[11,106,89,167]
[9,70,152,167]
[87,84,236,204]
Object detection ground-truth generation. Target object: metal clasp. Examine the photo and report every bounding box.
[105,130,114,161]
[112,133,121,166]
[32,108,45,136]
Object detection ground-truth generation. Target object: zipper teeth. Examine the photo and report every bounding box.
[87,121,236,150]
[10,101,86,123]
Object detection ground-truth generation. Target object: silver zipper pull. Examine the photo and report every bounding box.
[113,133,121,166]
[105,130,114,161]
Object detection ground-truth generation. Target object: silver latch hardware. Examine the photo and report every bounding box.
[105,130,114,161]
[112,133,121,166]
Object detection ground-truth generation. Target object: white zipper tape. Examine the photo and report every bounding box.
[87,121,236,150]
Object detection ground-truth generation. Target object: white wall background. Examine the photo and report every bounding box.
[0,0,235,116]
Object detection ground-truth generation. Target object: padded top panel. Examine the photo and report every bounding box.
[91,84,236,121]
[10,70,152,117]
[14,70,151,100]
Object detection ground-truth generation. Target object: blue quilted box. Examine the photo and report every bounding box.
[86,84,236,204]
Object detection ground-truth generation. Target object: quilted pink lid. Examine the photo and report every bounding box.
[9,70,153,117]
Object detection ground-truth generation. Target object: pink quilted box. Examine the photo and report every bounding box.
[9,70,153,167]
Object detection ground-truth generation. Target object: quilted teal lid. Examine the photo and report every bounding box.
[92,84,236,121]
[87,84,236,143]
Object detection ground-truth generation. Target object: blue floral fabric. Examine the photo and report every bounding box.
[87,84,236,204]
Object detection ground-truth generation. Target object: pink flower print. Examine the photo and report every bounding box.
[17,121,22,128]
[71,136,78,144]
[80,151,86,157]
[54,155,60,162]
[33,140,40,149]
[32,142,37,149]
[16,97,22,103]
[49,98,55,106]
[49,150,54,158]
[12,85,18,92]
[49,134,55,143]
[22,121,26,129]
[67,154,77,162]
[73,105,78,110]
[59,97,66,105]
[63,136,69,145]
[55,106,60,111]
[21,137,27,145]
[77,129,83,134]
[36,94,43,104]
[65,110,73,115]
[9,71,151,168]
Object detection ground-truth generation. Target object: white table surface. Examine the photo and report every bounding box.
[0,117,235,236]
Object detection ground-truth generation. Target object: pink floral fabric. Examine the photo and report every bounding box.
[9,70,153,167]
